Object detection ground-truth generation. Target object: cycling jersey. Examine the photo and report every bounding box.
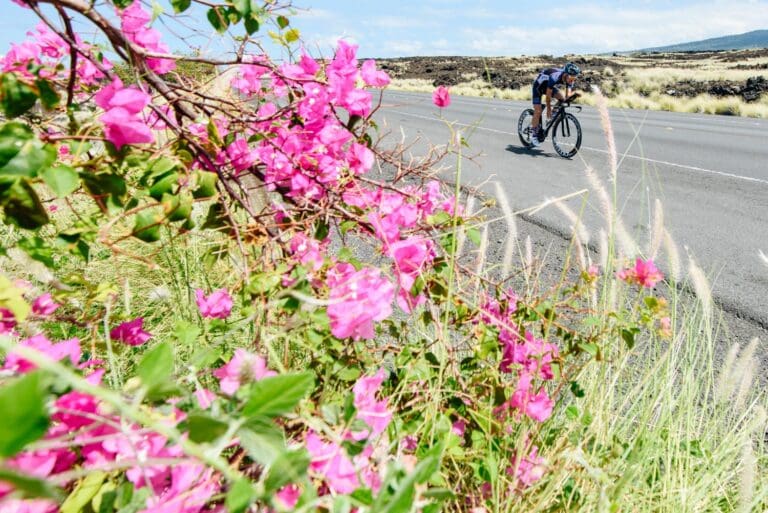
[531,67,573,105]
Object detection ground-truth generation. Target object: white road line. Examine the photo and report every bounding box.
[386,109,768,186]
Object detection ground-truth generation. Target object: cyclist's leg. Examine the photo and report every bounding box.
[531,82,543,129]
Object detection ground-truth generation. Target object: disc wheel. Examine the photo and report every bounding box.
[552,113,582,158]
[517,108,535,148]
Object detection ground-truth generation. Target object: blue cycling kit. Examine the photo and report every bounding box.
[531,67,572,105]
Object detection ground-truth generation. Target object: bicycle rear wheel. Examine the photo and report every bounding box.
[517,108,535,148]
[552,113,582,158]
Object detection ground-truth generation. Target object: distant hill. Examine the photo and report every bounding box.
[638,29,768,52]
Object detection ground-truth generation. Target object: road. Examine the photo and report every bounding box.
[374,90,768,329]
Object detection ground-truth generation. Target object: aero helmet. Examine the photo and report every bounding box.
[564,62,581,76]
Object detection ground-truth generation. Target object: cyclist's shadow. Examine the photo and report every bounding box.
[505,144,558,158]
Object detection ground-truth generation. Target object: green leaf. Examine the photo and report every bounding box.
[192,170,218,198]
[186,412,229,443]
[161,191,193,222]
[244,16,260,35]
[0,467,61,500]
[0,122,56,178]
[137,342,174,395]
[35,79,60,110]
[226,478,255,513]
[1,74,38,118]
[80,172,127,211]
[132,209,163,243]
[0,371,50,457]
[0,178,49,229]
[263,449,310,496]
[207,7,230,32]
[112,0,133,7]
[242,372,314,418]
[621,328,638,350]
[170,0,191,12]
[237,420,286,466]
[276,15,290,29]
[40,164,79,197]
[18,236,54,268]
[61,471,107,513]
[0,275,30,321]
[148,171,178,200]
[578,342,599,357]
[466,227,481,246]
[174,320,201,347]
[284,28,300,43]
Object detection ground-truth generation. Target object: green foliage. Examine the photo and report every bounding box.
[242,372,315,418]
[0,372,50,457]
[0,73,38,118]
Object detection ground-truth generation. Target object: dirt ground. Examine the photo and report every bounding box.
[376,49,768,102]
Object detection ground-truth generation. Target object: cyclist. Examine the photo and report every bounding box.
[529,62,581,147]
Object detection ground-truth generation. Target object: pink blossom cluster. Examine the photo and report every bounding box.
[617,257,664,288]
[0,336,223,513]
[119,1,176,74]
[223,42,383,198]
[110,317,152,346]
[94,78,153,149]
[195,288,234,319]
[0,22,109,85]
[326,263,394,340]
[304,369,392,495]
[0,291,61,337]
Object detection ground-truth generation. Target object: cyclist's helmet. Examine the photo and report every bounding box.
[564,62,581,76]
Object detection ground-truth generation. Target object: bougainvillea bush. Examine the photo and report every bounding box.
[0,1,732,512]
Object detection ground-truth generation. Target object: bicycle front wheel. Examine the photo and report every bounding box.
[552,113,582,158]
[517,108,535,148]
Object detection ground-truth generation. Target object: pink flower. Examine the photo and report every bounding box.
[326,264,394,340]
[509,445,546,488]
[195,388,216,409]
[506,373,554,422]
[343,88,372,117]
[101,108,155,149]
[0,308,16,335]
[120,1,151,33]
[139,464,219,513]
[353,369,392,437]
[452,419,467,437]
[347,142,374,175]
[94,79,148,113]
[432,85,451,108]
[95,79,154,149]
[305,431,360,494]
[32,293,60,316]
[275,484,301,510]
[194,288,233,319]
[110,318,152,346]
[213,349,275,395]
[3,335,81,373]
[400,435,418,452]
[361,60,390,88]
[617,258,663,288]
[289,233,326,272]
[218,139,257,175]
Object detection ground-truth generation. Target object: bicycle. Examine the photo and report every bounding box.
[517,93,582,158]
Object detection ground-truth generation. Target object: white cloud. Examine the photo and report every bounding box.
[463,1,768,55]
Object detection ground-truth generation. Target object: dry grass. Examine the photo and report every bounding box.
[387,52,768,117]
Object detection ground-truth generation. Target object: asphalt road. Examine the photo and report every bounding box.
[374,90,768,330]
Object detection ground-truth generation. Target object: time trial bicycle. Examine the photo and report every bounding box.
[517,93,582,158]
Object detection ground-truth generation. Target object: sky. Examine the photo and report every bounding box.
[2,0,768,59]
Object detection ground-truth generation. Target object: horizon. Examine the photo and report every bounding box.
[1,1,767,59]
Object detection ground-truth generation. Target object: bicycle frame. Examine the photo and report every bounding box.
[538,99,582,140]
